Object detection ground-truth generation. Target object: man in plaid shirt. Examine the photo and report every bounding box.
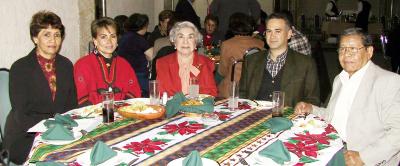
[289,27,312,56]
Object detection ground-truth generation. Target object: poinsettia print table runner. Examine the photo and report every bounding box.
[28,100,343,166]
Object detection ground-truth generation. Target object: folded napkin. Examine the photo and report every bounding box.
[259,140,291,165]
[182,150,203,166]
[44,113,78,128]
[262,117,293,134]
[41,123,75,140]
[35,161,65,166]
[166,92,214,118]
[90,141,117,165]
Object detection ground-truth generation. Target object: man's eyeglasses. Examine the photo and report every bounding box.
[337,47,366,55]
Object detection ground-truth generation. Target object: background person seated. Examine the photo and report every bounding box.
[217,12,264,98]
[156,21,217,97]
[74,17,141,106]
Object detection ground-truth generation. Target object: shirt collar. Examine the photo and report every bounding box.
[339,60,371,83]
[267,49,288,63]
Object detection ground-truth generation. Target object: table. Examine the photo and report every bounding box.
[322,21,383,36]
[27,99,343,165]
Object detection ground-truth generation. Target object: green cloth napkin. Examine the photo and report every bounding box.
[35,161,65,166]
[182,150,203,166]
[262,117,293,133]
[44,113,78,128]
[166,92,214,118]
[41,123,75,140]
[259,140,291,165]
[90,141,117,165]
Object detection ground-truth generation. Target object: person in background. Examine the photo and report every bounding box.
[325,0,340,17]
[113,15,128,39]
[118,13,153,97]
[201,14,221,47]
[281,10,312,56]
[74,17,141,106]
[239,12,320,107]
[217,12,264,98]
[210,0,260,41]
[156,21,217,97]
[4,11,77,164]
[148,10,174,46]
[295,28,400,165]
[175,0,201,29]
[355,0,371,32]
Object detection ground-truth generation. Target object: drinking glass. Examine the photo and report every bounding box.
[228,81,239,111]
[149,80,160,105]
[272,91,285,117]
[188,77,199,99]
[101,91,114,123]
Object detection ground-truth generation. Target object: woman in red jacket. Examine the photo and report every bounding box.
[74,17,141,106]
[156,21,217,97]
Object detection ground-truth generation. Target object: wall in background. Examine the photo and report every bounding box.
[0,0,94,69]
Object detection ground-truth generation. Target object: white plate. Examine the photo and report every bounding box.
[249,152,299,166]
[76,150,137,166]
[292,117,327,134]
[254,100,274,109]
[40,131,82,145]
[167,157,219,166]
[69,103,102,117]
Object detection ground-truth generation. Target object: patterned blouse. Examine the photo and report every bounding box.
[36,54,57,100]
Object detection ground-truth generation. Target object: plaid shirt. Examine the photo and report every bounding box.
[289,27,312,56]
[266,50,288,78]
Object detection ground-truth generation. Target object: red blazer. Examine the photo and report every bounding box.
[156,52,217,97]
[74,53,141,105]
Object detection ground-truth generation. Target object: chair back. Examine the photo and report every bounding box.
[149,46,175,80]
[230,47,261,82]
[0,68,11,142]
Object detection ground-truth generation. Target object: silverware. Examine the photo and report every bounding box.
[238,157,249,165]
[126,158,139,166]
[112,147,139,157]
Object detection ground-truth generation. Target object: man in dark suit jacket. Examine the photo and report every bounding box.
[175,0,201,29]
[239,12,320,107]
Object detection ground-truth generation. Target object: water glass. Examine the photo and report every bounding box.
[149,80,160,105]
[228,81,239,110]
[101,91,114,123]
[188,77,199,99]
[272,91,285,117]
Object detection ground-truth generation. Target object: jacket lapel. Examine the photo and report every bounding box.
[29,50,53,103]
[249,53,267,98]
[280,50,296,90]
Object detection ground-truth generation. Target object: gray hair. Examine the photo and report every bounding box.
[169,21,203,45]
[340,28,373,47]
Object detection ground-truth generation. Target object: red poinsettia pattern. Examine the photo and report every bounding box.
[284,141,319,158]
[323,124,337,135]
[162,121,205,135]
[123,138,166,154]
[222,101,252,110]
[292,132,330,145]
[213,112,231,121]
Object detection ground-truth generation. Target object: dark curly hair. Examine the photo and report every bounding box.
[30,10,65,43]
[125,13,149,32]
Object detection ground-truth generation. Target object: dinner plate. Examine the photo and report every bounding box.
[167,157,219,166]
[76,150,137,166]
[254,100,274,109]
[69,103,102,117]
[292,117,327,134]
[40,131,82,145]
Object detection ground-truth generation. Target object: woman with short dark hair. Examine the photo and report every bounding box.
[118,13,153,97]
[74,17,141,106]
[4,11,77,164]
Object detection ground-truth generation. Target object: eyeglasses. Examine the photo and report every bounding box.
[337,47,365,55]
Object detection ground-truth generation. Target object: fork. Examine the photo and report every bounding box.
[238,157,249,165]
